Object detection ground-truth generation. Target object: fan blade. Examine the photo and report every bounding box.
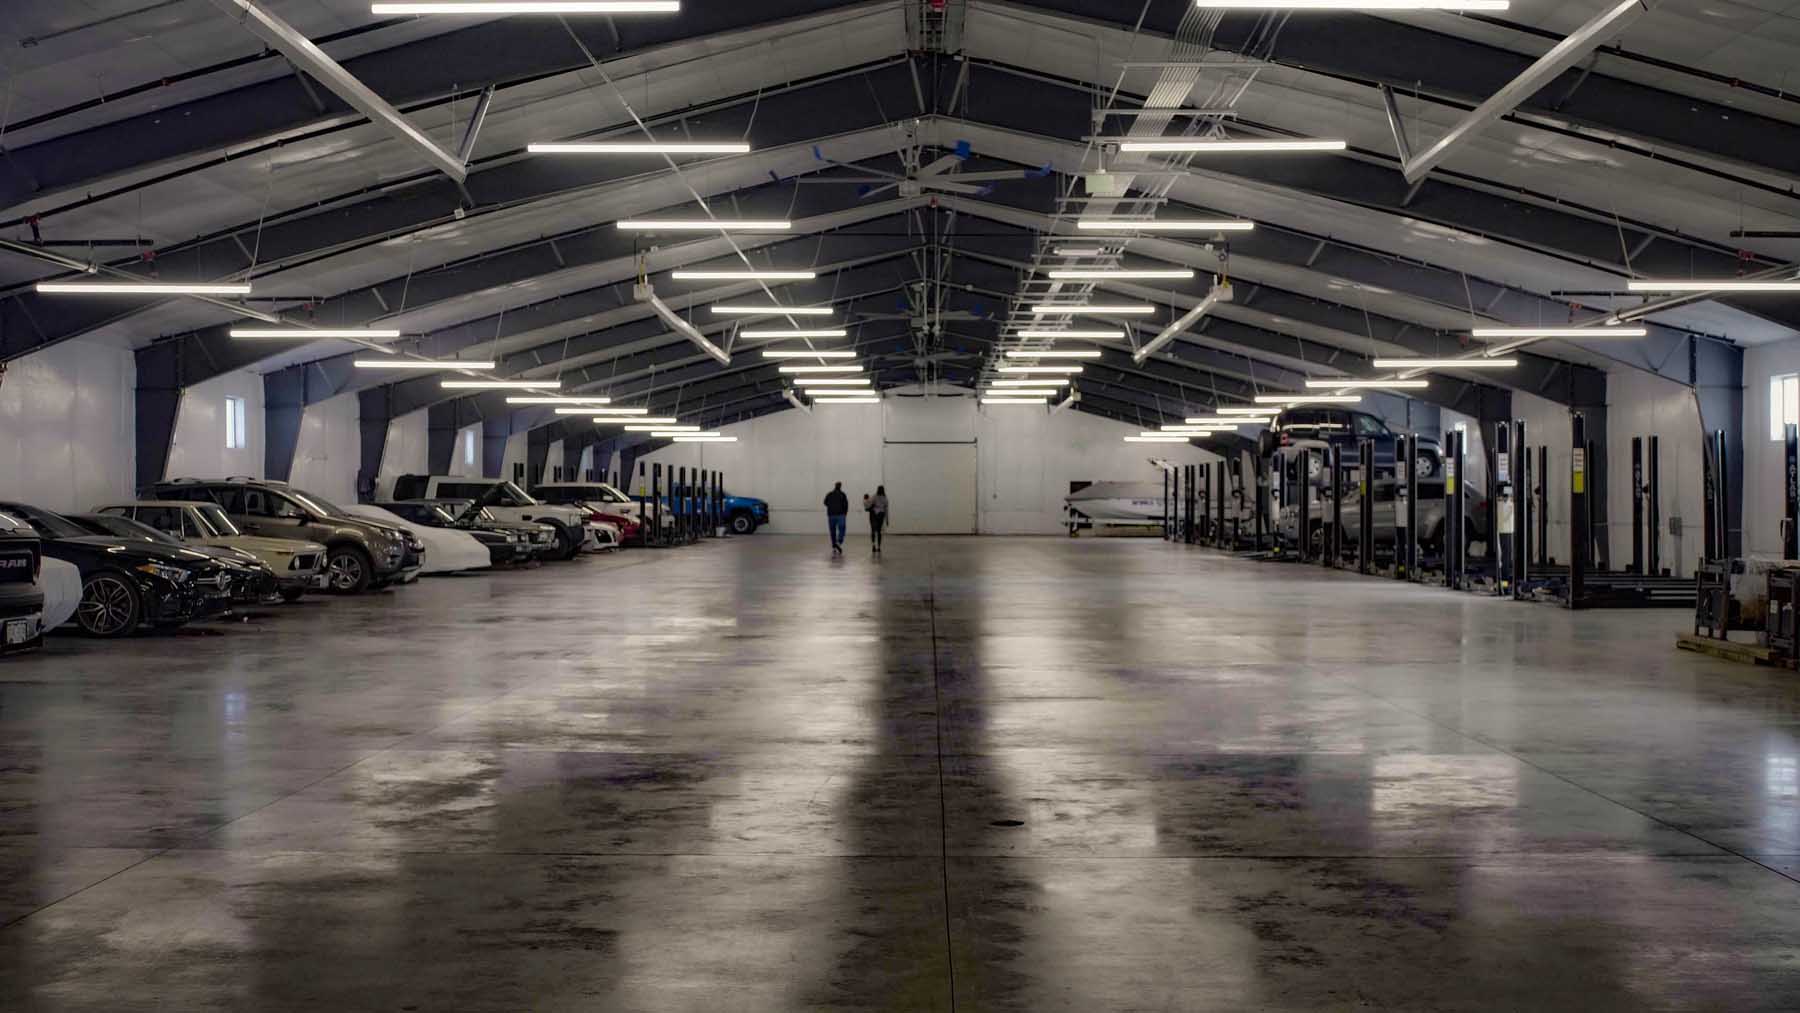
[859,182,900,200]
[940,170,1033,182]
[935,311,982,320]
[917,150,967,178]
[920,180,986,196]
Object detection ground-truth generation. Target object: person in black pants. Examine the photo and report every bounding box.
[866,485,889,553]
[823,482,849,554]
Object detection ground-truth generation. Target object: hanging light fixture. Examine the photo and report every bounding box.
[761,349,856,358]
[354,359,495,369]
[39,281,252,295]
[441,380,562,389]
[1030,304,1156,315]
[1003,350,1101,359]
[1303,379,1429,389]
[1013,330,1125,340]
[372,2,680,12]
[739,329,848,339]
[230,327,401,339]
[1077,219,1254,232]
[712,305,834,315]
[505,396,613,404]
[673,270,816,280]
[1253,394,1362,404]
[529,141,746,154]
[618,220,790,231]
[1049,269,1193,280]
[1115,138,1347,153]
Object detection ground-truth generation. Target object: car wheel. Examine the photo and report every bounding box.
[549,526,577,561]
[77,571,142,638]
[279,587,305,603]
[326,546,372,594]
[1415,452,1439,479]
[729,512,756,535]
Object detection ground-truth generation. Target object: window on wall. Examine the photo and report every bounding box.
[1773,373,1800,442]
[225,396,247,450]
[462,429,477,468]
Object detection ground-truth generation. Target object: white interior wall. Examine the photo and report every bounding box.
[376,410,429,500]
[1604,368,1705,576]
[1513,390,1574,566]
[501,431,530,483]
[639,394,1215,534]
[287,391,361,505]
[164,368,264,484]
[1745,336,1800,557]
[0,339,135,512]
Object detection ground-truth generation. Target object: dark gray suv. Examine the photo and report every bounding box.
[149,479,419,593]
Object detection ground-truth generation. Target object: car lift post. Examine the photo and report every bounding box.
[1514,420,1529,597]
[651,463,663,547]
[1254,456,1268,551]
[1358,439,1374,575]
[1444,429,1462,589]
[1785,424,1799,561]
[1296,449,1313,563]
[1630,437,1645,574]
[1394,434,1412,580]
[1218,460,1229,547]
[1648,437,1661,574]
[1569,413,1589,609]
[637,462,650,547]
[1534,446,1549,566]
[1327,444,1343,569]
[1495,422,1515,597]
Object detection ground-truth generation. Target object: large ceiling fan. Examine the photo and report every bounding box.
[811,122,1050,200]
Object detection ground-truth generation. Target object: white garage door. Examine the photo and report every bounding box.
[881,442,977,534]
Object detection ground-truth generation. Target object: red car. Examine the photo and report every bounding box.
[589,510,642,545]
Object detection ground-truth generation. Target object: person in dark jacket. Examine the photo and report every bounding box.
[823,482,849,554]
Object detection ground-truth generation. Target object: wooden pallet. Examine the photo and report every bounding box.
[1675,634,1793,669]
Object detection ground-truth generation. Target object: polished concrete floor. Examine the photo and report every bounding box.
[2,535,1798,1010]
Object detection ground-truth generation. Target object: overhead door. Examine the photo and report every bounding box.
[881,442,977,534]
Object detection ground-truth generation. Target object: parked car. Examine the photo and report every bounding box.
[1270,442,1486,558]
[0,501,235,638]
[529,481,679,540]
[148,479,418,593]
[1259,406,1443,480]
[404,499,560,561]
[390,476,597,560]
[377,501,539,566]
[0,509,44,655]
[66,513,279,605]
[94,500,325,601]
[338,504,490,574]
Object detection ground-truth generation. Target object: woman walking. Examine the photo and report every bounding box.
[867,485,889,553]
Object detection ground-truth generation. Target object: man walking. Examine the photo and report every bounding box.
[823,482,850,554]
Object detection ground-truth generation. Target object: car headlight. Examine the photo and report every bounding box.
[135,562,191,584]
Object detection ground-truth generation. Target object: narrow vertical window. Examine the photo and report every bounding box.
[225,396,247,450]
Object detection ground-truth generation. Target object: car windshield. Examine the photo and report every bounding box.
[497,481,538,505]
[192,504,241,537]
[80,514,178,544]
[0,503,90,539]
[1353,414,1389,437]
[286,489,346,517]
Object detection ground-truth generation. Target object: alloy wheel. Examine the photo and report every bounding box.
[78,575,137,637]
[328,553,365,591]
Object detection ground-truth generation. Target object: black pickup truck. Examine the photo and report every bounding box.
[0,509,44,655]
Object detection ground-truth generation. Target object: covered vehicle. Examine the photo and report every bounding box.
[0,501,236,638]
[96,500,325,601]
[67,513,279,605]
[39,558,81,633]
[339,504,488,574]
[0,509,44,655]
[1065,482,1166,529]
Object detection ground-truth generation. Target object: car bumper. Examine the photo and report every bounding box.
[0,594,45,655]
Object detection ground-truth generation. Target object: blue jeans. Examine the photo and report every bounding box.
[827,514,847,546]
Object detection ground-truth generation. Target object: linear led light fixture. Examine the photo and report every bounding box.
[675,436,738,443]
[673,270,816,280]
[1014,330,1124,340]
[1030,304,1156,315]
[1471,326,1647,338]
[1078,219,1254,233]
[1003,349,1101,359]
[505,396,612,404]
[441,380,562,389]
[599,416,676,424]
[713,305,834,315]
[625,425,698,432]
[1626,280,1800,293]
[740,329,848,339]
[557,406,649,415]
[1049,269,1194,280]
[795,378,871,386]
[38,281,252,295]
[1254,394,1362,404]
[993,378,1070,386]
[999,365,1084,374]
[530,141,745,154]
[1125,435,1191,443]
[618,220,790,231]
[813,398,881,405]
[1371,358,1515,369]
[1213,407,1280,415]
[230,327,401,339]
[1304,379,1429,389]
[654,431,718,438]
[1135,281,1232,364]
[1189,2,1507,9]
[1054,247,1108,256]
[1144,430,1212,438]
[1115,138,1346,153]
[1181,418,1249,426]
[761,349,856,359]
[983,398,1048,405]
[354,358,494,369]
[1162,425,1224,433]
[778,365,862,374]
[988,389,1063,397]
[372,2,680,11]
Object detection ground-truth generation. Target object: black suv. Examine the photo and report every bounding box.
[1259,406,1443,479]
[0,502,234,638]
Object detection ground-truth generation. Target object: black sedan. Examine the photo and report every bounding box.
[0,502,236,638]
[66,513,279,605]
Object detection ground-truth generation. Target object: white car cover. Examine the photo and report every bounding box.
[40,557,81,631]
[339,505,490,574]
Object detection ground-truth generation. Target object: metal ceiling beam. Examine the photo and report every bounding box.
[208,0,468,185]
[1402,1,1655,183]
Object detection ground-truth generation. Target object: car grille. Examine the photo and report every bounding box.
[289,552,320,571]
[384,546,402,564]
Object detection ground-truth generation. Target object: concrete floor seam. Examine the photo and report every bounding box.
[928,545,961,1013]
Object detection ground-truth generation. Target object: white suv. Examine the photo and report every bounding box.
[390,476,597,560]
